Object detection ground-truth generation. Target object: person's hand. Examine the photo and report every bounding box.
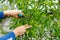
[4,10,24,18]
[13,25,32,37]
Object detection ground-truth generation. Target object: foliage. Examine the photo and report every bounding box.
[1,0,60,40]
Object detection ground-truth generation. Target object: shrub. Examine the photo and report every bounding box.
[1,0,60,40]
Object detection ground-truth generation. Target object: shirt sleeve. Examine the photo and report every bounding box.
[0,32,15,40]
[0,11,5,19]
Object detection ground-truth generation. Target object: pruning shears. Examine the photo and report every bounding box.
[18,14,26,18]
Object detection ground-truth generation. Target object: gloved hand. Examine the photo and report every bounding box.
[4,10,24,18]
[13,25,32,37]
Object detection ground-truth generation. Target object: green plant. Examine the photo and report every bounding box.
[1,0,60,40]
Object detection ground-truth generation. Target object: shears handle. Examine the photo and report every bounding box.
[18,14,25,18]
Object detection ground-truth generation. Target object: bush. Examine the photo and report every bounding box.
[1,0,60,40]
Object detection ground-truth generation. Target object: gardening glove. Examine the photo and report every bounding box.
[4,10,24,18]
[13,25,32,37]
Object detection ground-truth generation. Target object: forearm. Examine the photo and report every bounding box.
[0,32,15,40]
[0,11,9,19]
[0,11,5,19]
[4,11,9,16]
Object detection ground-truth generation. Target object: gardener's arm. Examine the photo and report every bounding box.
[0,32,15,40]
[0,10,31,40]
[4,10,24,18]
[0,25,31,40]
[0,11,5,19]
[0,10,24,18]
